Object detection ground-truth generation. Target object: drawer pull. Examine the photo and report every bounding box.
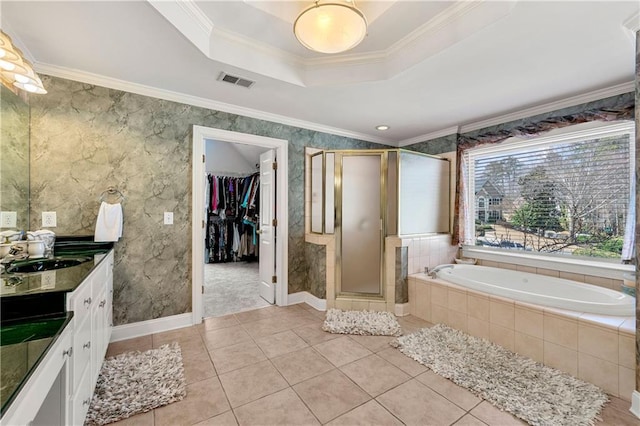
[83,341,91,350]
[99,300,106,308]
[84,297,92,306]
[83,398,91,406]
[63,347,73,358]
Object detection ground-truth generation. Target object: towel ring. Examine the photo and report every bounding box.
[99,186,125,203]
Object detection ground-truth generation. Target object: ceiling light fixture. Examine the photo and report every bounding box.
[294,1,367,54]
[0,29,47,94]
[376,125,390,131]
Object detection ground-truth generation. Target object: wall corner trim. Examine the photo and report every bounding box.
[395,303,411,317]
[288,291,327,311]
[110,313,193,342]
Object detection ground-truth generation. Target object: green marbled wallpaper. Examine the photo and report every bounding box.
[29,75,384,325]
[0,85,29,230]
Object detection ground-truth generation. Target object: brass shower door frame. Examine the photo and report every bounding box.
[334,150,388,300]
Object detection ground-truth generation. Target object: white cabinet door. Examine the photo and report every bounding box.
[71,361,93,426]
[66,249,114,425]
[68,280,93,391]
[92,285,111,375]
[2,324,73,425]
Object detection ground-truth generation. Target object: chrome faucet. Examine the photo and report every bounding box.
[427,264,454,278]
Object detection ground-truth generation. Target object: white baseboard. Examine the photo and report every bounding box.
[110,313,193,342]
[395,303,411,317]
[630,391,640,419]
[111,295,327,343]
[288,291,327,311]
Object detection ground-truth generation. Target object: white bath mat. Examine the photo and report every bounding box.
[392,324,608,426]
[322,308,402,336]
[84,342,187,425]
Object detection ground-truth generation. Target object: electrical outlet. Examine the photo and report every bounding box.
[0,212,17,228]
[164,212,174,225]
[41,271,56,289]
[42,212,57,227]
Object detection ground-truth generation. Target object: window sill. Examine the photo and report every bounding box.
[461,246,633,280]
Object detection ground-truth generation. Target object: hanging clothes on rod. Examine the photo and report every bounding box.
[206,172,260,263]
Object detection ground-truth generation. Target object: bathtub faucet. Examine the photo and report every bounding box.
[427,264,454,278]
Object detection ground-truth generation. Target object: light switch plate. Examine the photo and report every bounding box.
[164,212,173,225]
[42,212,57,227]
[0,211,17,228]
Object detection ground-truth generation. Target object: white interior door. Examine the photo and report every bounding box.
[258,150,276,304]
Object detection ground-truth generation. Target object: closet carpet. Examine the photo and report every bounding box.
[203,262,270,318]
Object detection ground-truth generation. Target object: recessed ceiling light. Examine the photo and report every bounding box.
[376,125,390,131]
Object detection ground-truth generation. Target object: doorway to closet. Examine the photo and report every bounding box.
[191,126,289,324]
[204,140,269,317]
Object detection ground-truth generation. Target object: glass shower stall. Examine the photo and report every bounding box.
[310,149,450,302]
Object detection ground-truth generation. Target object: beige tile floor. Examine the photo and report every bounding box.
[106,304,640,426]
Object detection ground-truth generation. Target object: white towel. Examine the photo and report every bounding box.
[94,202,123,242]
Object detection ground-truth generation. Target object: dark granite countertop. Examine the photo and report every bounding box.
[0,237,113,418]
[0,312,73,416]
[1,237,113,322]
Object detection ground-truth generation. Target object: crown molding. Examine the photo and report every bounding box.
[34,63,391,146]
[151,0,515,87]
[623,11,639,34]
[303,1,514,69]
[397,126,460,147]
[211,26,302,67]
[459,81,635,134]
[209,27,306,86]
[177,0,213,34]
[394,81,634,147]
[147,0,212,55]
[389,0,485,55]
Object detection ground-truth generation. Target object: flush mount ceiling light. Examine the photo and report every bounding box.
[0,29,47,94]
[294,0,367,54]
[376,125,390,131]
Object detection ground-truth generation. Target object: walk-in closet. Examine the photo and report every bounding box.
[203,139,272,317]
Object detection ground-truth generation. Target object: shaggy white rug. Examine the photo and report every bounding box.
[85,342,187,425]
[392,324,608,426]
[322,308,402,336]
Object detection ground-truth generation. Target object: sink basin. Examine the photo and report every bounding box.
[4,256,92,274]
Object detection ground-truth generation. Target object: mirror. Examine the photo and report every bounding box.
[0,85,30,231]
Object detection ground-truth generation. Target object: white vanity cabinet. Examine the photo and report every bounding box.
[67,250,114,425]
[0,322,73,425]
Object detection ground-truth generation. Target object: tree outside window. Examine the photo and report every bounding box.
[467,124,633,260]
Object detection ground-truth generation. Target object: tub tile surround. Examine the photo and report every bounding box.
[478,259,625,292]
[404,234,459,275]
[408,275,636,401]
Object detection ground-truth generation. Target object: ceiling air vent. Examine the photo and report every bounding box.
[218,72,255,89]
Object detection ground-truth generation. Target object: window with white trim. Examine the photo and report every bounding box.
[464,122,635,260]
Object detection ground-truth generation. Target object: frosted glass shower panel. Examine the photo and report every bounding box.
[340,155,382,295]
[325,153,335,234]
[310,153,323,233]
[398,152,450,235]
